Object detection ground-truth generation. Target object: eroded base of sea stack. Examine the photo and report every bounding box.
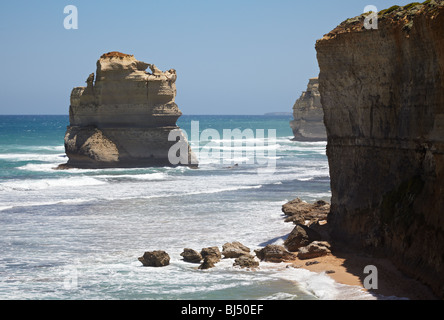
[62,126,196,169]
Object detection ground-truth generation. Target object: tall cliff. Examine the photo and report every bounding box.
[290,78,327,141]
[62,52,197,168]
[316,1,444,297]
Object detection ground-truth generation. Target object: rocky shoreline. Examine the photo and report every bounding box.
[138,198,332,271]
[137,197,438,300]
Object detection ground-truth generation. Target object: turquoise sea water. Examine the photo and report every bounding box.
[0,115,375,300]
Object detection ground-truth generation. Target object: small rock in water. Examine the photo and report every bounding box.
[222,241,250,258]
[180,248,202,263]
[198,246,222,270]
[198,255,220,270]
[233,254,259,269]
[138,250,170,267]
[200,247,221,260]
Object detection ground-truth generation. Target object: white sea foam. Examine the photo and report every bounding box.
[0,145,65,152]
[278,145,327,154]
[17,163,61,172]
[260,292,299,300]
[0,176,106,191]
[124,184,264,201]
[95,172,167,181]
[0,120,335,300]
[0,153,65,162]
[0,183,264,211]
[278,268,344,300]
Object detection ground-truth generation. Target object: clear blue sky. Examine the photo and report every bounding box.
[0,0,414,115]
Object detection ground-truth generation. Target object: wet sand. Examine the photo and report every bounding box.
[286,246,438,300]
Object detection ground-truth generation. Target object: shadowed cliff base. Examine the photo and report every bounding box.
[316,1,444,298]
[280,198,438,299]
[294,240,439,300]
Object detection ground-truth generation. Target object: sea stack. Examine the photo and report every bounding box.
[61,52,197,169]
[290,77,326,141]
[316,2,444,297]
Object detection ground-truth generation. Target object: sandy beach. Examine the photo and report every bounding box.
[287,245,438,300]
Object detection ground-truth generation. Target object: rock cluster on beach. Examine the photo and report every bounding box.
[138,199,332,269]
[316,1,444,297]
[60,52,197,169]
[290,78,327,141]
[281,198,332,259]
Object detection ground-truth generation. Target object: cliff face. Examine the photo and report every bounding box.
[62,52,197,168]
[290,78,327,141]
[316,2,444,297]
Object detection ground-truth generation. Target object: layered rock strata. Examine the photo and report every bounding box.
[290,78,327,141]
[316,2,444,297]
[62,52,197,168]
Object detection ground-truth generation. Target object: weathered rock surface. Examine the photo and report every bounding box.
[290,78,327,141]
[200,247,222,260]
[180,248,202,263]
[138,250,170,267]
[316,2,444,297]
[198,246,222,269]
[284,224,322,252]
[222,242,251,258]
[282,198,330,224]
[198,255,220,270]
[254,245,296,263]
[233,254,259,269]
[61,52,197,169]
[297,241,331,260]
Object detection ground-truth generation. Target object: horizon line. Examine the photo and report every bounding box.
[0,113,293,117]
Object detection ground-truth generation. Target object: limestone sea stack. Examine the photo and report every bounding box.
[316,2,444,297]
[61,52,197,169]
[290,78,327,141]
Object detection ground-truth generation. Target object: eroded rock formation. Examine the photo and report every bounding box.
[138,250,170,267]
[290,78,327,141]
[316,2,444,297]
[61,52,197,168]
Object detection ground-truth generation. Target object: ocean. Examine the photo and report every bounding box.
[0,115,374,300]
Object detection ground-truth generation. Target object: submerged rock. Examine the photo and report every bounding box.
[60,52,197,169]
